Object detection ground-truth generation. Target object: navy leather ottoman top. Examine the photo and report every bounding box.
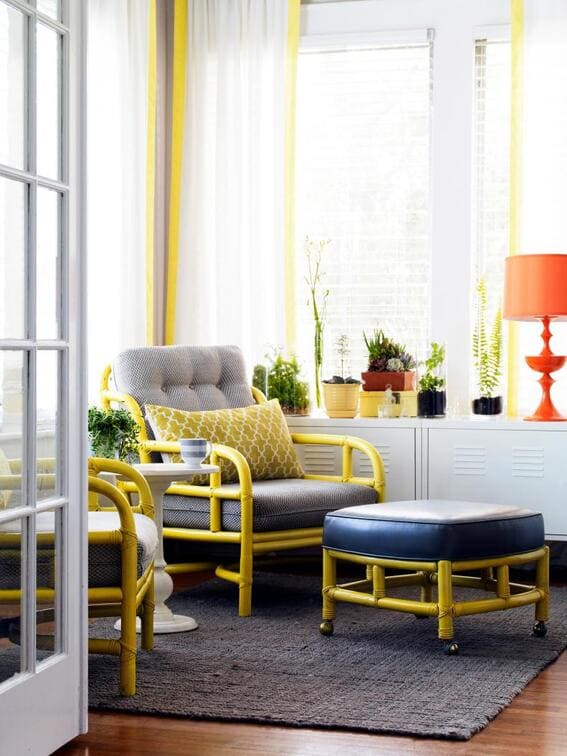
[322,500,545,561]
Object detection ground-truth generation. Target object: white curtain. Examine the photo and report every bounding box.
[514,0,567,412]
[173,0,289,368]
[87,0,150,401]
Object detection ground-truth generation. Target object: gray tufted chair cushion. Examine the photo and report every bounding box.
[112,345,255,438]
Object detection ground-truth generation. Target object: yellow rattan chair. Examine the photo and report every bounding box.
[100,345,386,617]
[0,458,156,696]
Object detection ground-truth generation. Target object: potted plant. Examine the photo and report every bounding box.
[417,342,446,417]
[88,406,140,460]
[472,278,503,415]
[361,328,416,391]
[322,335,361,418]
[265,351,310,416]
[305,237,330,408]
[252,363,268,397]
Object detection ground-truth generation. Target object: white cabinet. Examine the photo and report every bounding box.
[288,418,417,501]
[287,415,567,539]
[426,424,567,539]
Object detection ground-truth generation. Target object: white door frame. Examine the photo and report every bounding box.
[0,0,87,751]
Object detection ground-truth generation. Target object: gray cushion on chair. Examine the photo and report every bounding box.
[0,511,158,590]
[163,478,377,532]
[112,345,255,439]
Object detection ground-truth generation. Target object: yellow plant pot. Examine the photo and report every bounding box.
[323,383,360,419]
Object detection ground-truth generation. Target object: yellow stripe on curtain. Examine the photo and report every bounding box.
[284,0,300,353]
[145,0,157,345]
[507,0,524,417]
[165,0,188,345]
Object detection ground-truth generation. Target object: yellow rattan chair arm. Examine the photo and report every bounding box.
[88,457,154,519]
[251,386,267,404]
[88,474,137,533]
[291,432,385,501]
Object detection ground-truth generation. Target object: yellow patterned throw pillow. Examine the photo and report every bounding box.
[144,399,304,483]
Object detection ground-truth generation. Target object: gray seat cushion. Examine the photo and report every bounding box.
[0,511,158,590]
[112,345,255,441]
[163,479,378,532]
[323,499,545,561]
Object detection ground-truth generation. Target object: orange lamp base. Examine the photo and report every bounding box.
[524,317,567,422]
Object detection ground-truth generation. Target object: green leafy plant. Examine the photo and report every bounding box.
[266,352,310,415]
[252,364,268,396]
[418,342,445,392]
[472,278,502,398]
[323,334,361,384]
[88,406,140,461]
[305,237,330,407]
[363,328,416,372]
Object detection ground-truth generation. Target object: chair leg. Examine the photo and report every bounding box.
[437,560,454,641]
[238,537,253,618]
[120,596,137,696]
[321,548,337,624]
[535,545,550,623]
[141,574,155,651]
[420,570,433,603]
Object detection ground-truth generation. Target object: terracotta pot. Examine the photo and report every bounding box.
[361,371,416,392]
[472,396,502,415]
[322,383,360,419]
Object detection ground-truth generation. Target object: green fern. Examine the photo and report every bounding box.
[473,278,502,398]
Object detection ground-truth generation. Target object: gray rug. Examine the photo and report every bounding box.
[88,573,567,740]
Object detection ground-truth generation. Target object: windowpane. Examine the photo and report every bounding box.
[36,22,61,179]
[36,350,60,500]
[296,44,432,380]
[0,177,26,339]
[0,351,24,511]
[0,516,24,686]
[36,187,60,339]
[473,40,510,311]
[0,4,25,170]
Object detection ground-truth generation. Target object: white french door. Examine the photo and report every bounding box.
[0,0,86,753]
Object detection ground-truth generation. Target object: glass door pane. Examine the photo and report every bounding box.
[36,22,61,180]
[0,178,26,339]
[0,516,24,685]
[36,508,61,664]
[36,188,61,339]
[36,350,60,499]
[0,4,25,169]
[36,1,60,22]
[0,351,24,511]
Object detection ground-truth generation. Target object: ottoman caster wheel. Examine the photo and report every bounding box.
[320,620,334,636]
[443,641,459,656]
[533,621,548,638]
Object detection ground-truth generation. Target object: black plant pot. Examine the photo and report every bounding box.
[472,396,503,415]
[418,390,446,418]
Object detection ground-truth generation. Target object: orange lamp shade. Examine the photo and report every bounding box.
[503,254,567,321]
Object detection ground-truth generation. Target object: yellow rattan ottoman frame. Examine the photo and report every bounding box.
[319,545,550,654]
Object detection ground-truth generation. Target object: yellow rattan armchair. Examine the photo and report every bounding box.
[0,458,156,696]
[101,362,385,617]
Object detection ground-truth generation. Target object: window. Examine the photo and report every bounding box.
[295,39,432,381]
[472,37,511,399]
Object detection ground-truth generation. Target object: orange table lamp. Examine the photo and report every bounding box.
[503,253,567,421]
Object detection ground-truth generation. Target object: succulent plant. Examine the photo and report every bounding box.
[363,329,416,372]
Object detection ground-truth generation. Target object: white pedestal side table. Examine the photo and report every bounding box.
[115,461,219,634]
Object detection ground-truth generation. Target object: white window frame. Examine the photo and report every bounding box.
[300,0,510,411]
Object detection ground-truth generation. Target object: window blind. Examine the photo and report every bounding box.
[295,42,432,382]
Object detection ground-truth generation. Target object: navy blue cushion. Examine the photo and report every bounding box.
[323,500,545,561]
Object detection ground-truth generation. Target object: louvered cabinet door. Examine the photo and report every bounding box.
[426,428,567,538]
[348,427,417,501]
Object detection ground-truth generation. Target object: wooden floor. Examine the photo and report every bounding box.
[56,570,567,756]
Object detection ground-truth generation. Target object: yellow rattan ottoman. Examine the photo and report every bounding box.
[319,500,549,654]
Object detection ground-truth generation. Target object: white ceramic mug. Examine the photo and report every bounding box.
[179,438,212,465]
